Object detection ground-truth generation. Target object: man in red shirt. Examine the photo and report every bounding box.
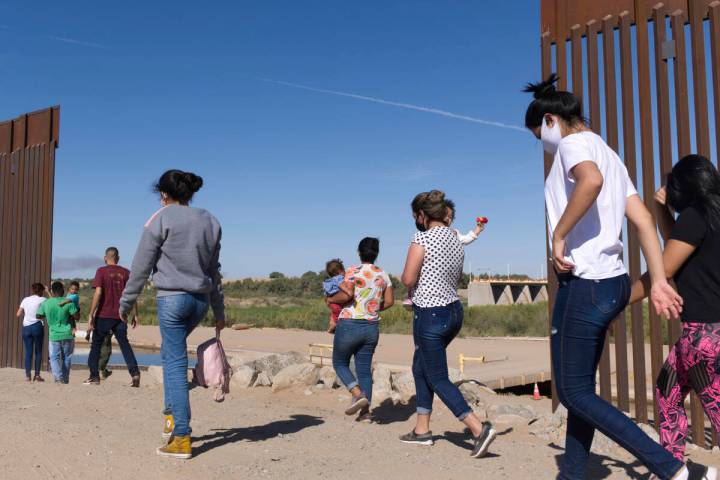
[84,247,141,386]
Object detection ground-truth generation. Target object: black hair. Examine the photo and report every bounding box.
[666,154,720,231]
[154,169,204,204]
[105,247,119,259]
[523,73,585,129]
[358,237,380,264]
[445,198,456,221]
[70,281,80,289]
[50,281,64,296]
[325,259,345,277]
[31,283,45,296]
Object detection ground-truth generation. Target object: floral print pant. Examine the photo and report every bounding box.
[656,322,720,460]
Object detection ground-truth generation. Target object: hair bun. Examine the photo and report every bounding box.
[524,73,559,99]
[427,190,446,203]
[183,172,204,193]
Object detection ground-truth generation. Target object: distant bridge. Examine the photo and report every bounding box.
[467,280,548,306]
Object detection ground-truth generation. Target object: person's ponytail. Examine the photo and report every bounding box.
[523,73,585,129]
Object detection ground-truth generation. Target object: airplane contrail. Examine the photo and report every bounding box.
[46,35,108,49]
[255,77,526,132]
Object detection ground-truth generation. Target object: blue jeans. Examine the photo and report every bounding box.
[332,319,379,402]
[22,322,44,377]
[553,274,684,480]
[49,339,74,382]
[412,301,472,420]
[88,318,139,379]
[158,293,209,437]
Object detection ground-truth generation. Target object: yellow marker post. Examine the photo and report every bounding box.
[458,353,486,376]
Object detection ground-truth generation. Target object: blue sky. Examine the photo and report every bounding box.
[2,1,546,279]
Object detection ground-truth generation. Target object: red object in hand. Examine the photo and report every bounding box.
[476,216,489,224]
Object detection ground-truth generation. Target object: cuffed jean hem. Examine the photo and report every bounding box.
[345,381,359,391]
[417,407,432,415]
[457,409,472,421]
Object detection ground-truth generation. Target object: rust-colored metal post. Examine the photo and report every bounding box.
[0,107,59,369]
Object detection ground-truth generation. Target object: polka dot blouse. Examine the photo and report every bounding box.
[411,226,464,308]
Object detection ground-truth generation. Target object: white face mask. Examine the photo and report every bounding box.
[540,117,562,155]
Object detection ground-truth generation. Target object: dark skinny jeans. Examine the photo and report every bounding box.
[552,273,684,480]
[22,322,44,378]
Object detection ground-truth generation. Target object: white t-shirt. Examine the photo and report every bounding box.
[544,131,638,280]
[20,295,46,327]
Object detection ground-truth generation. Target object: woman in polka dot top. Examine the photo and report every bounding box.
[398,190,497,458]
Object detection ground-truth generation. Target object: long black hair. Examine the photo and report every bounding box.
[523,73,585,129]
[667,154,720,231]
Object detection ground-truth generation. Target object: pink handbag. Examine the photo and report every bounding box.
[193,333,231,402]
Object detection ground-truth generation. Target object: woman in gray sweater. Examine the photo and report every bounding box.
[120,169,225,460]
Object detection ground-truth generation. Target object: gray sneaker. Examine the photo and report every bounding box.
[344,395,369,416]
[355,407,373,423]
[470,422,497,458]
[399,430,434,446]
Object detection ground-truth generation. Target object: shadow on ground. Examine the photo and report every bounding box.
[549,443,646,479]
[192,414,324,456]
[371,399,416,425]
[440,427,512,457]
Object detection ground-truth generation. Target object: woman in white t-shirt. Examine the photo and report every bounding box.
[16,283,47,382]
[525,74,704,480]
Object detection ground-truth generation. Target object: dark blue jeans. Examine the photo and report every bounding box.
[553,274,684,480]
[332,319,379,403]
[412,301,472,420]
[158,293,209,437]
[88,318,140,379]
[22,322,44,377]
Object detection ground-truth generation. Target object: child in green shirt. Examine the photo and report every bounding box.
[37,281,79,383]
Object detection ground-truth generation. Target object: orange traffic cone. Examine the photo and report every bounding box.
[533,382,541,401]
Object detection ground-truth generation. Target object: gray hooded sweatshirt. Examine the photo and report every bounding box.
[119,204,225,320]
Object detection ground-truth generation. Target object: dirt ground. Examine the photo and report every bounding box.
[1,368,715,479]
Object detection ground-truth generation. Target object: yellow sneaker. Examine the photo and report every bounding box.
[156,435,191,459]
[162,414,174,439]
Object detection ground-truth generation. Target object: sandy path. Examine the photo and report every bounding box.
[1,368,713,479]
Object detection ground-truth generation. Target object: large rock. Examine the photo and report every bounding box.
[459,382,490,408]
[247,351,306,382]
[227,354,253,371]
[552,404,568,425]
[494,414,530,425]
[591,431,618,455]
[529,405,567,441]
[372,364,393,405]
[391,371,416,403]
[230,365,254,389]
[253,371,272,388]
[488,404,537,421]
[317,366,337,389]
[271,363,319,392]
